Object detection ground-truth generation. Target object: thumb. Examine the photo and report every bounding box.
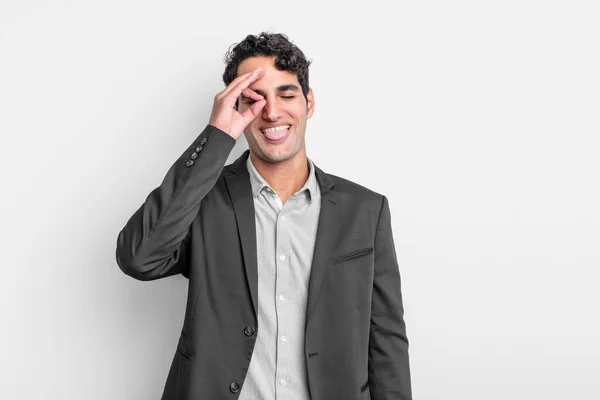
[240,99,266,126]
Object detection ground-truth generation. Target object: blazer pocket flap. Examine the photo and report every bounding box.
[329,246,373,264]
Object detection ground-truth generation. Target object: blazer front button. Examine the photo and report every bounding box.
[244,326,255,336]
[229,382,240,393]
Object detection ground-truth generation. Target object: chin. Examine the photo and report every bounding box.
[258,147,297,164]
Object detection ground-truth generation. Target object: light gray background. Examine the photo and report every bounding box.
[1,1,599,399]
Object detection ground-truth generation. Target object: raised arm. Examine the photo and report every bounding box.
[115,125,236,280]
[115,66,268,281]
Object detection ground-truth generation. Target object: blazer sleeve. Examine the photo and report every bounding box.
[368,195,412,399]
[115,124,236,281]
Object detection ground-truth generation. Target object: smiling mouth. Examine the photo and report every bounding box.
[260,125,291,142]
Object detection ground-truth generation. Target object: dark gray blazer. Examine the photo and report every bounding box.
[116,124,412,400]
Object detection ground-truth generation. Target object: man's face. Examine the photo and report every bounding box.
[236,56,315,164]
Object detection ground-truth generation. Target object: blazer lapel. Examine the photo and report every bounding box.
[225,150,259,318]
[224,150,338,326]
[305,163,337,325]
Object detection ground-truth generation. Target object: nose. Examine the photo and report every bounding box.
[261,95,281,121]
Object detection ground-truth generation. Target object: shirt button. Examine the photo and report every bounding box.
[281,336,287,342]
[280,379,287,386]
[279,295,285,302]
[280,215,286,220]
[279,255,285,261]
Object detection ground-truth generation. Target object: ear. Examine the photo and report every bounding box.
[306,87,315,119]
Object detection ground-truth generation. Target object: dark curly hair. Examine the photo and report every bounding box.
[222,32,312,110]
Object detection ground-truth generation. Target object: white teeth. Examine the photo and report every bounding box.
[261,125,290,133]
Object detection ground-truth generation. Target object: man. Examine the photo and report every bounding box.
[116,32,412,400]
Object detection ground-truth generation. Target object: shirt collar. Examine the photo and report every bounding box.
[246,154,317,203]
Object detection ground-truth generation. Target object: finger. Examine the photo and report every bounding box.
[229,67,264,98]
[225,67,265,101]
[215,70,254,104]
[240,98,266,125]
[221,69,256,95]
[240,87,264,102]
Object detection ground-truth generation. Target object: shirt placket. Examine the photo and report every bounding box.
[274,191,292,397]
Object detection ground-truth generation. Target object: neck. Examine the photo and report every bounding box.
[249,150,310,199]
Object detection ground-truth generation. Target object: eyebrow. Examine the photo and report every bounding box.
[250,84,301,97]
